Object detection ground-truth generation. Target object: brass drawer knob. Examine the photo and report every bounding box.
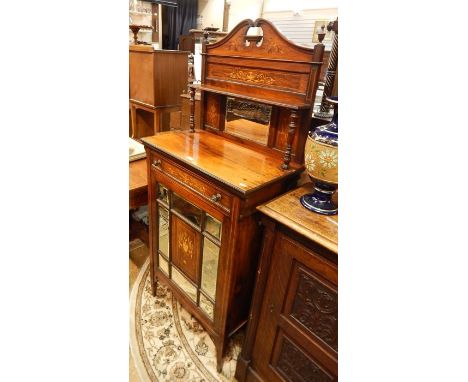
[210,193,222,203]
[152,159,161,168]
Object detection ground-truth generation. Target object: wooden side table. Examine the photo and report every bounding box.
[129,158,149,245]
[130,101,179,138]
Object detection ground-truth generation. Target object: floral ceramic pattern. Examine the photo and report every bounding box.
[319,150,338,169]
[304,136,338,185]
[132,264,242,382]
[305,153,315,172]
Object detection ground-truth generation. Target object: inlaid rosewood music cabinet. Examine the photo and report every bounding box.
[235,184,338,382]
[141,18,324,371]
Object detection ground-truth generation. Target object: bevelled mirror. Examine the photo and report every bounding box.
[224,97,272,145]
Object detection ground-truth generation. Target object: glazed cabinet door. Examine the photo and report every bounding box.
[153,180,225,323]
[251,231,338,381]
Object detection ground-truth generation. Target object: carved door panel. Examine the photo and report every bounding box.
[252,232,338,381]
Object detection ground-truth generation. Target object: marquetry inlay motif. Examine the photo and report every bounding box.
[276,337,333,382]
[265,41,284,54]
[171,216,201,282]
[291,271,338,351]
[228,68,275,85]
[178,232,194,260]
[205,94,221,129]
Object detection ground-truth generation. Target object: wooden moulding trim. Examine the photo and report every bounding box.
[129,99,181,109]
[198,86,310,110]
[204,76,307,97]
[201,52,323,66]
[205,57,315,74]
[156,166,232,216]
[257,205,338,254]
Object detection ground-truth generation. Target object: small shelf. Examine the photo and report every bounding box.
[198,85,310,110]
[129,10,155,15]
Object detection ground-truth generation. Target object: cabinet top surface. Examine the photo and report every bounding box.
[257,183,338,254]
[141,130,301,195]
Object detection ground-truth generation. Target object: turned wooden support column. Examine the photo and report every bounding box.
[189,85,196,133]
[316,18,338,118]
[282,109,298,170]
[187,53,195,91]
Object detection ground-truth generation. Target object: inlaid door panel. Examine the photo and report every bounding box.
[171,215,201,283]
[251,231,337,381]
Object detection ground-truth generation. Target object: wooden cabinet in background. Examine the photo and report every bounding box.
[168,92,201,131]
[236,183,338,382]
[129,46,189,137]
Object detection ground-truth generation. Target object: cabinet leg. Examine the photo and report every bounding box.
[130,104,137,138]
[151,276,158,297]
[215,336,228,373]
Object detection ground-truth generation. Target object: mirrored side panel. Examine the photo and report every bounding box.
[201,237,220,300]
[158,206,169,256]
[205,214,222,241]
[199,293,214,320]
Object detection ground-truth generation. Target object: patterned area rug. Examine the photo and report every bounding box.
[130,260,243,382]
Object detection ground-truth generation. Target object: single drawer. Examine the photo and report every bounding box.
[149,151,233,213]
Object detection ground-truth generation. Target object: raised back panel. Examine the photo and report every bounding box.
[202,18,323,107]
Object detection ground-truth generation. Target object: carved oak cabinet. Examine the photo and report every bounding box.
[236,184,338,382]
[141,18,324,371]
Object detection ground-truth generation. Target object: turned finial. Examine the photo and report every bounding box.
[317,25,326,44]
[327,18,338,35]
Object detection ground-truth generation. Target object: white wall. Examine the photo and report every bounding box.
[198,0,224,30]
[198,0,263,31]
[228,0,263,30]
[263,0,338,12]
[262,5,337,50]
